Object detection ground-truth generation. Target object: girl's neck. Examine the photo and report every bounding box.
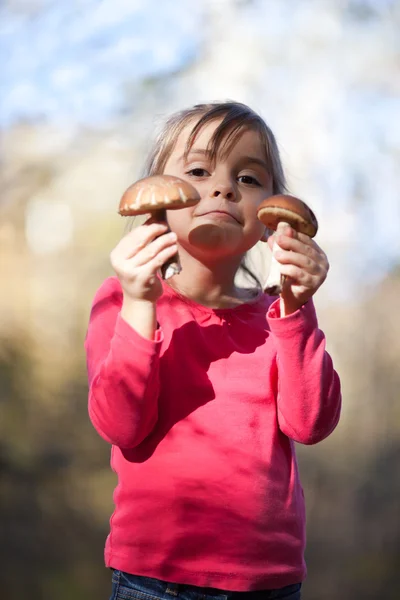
[167,247,255,309]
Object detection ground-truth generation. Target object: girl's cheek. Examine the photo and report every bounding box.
[166,207,193,231]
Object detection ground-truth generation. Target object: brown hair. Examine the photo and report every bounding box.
[143,101,287,195]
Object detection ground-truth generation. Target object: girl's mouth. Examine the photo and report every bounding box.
[196,210,242,224]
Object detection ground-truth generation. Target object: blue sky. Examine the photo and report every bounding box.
[0,0,397,128]
[0,0,203,126]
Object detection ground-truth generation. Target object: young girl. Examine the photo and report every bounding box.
[85,101,341,600]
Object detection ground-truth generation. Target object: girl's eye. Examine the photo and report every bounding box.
[187,168,209,177]
[238,175,260,186]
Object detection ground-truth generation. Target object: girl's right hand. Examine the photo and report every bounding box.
[110,222,178,303]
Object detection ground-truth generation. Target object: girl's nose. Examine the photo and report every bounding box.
[210,183,236,200]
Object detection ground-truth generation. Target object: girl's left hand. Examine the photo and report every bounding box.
[269,225,329,315]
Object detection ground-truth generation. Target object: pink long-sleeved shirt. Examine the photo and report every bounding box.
[85,276,341,591]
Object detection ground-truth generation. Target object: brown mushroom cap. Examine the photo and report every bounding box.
[257,194,318,238]
[118,174,200,216]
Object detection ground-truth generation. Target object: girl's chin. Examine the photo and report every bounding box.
[188,223,242,251]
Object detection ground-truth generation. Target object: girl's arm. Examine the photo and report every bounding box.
[85,222,178,448]
[265,225,341,443]
[268,298,341,445]
[85,277,162,448]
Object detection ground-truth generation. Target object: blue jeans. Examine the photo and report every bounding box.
[110,571,302,600]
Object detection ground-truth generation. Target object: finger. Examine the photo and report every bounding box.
[274,247,324,272]
[281,232,327,264]
[274,245,328,267]
[267,235,274,252]
[275,231,315,252]
[276,224,298,238]
[296,231,318,245]
[276,251,329,285]
[275,235,326,265]
[268,225,294,252]
[279,260,328,288]
[279,264,319,288]
[129,232,178,268]
[112,222,170,260]
[135,243,180,281]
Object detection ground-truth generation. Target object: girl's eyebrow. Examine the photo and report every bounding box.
[239,156,270,171]
[180,149,209,161]
[181,150,269,169]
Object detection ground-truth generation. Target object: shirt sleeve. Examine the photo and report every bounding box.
[267,298,342,445]
[84,277,162,448]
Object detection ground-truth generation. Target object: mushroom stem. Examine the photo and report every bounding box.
[163,256,182,280]
[152,209,181,280]
[264,221,289,296]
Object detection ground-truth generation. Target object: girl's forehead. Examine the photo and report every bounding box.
[171,119,219,154]
[172,118,265,160]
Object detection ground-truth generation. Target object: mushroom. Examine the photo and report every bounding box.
[118,174,200,279]
[257,194,318,295]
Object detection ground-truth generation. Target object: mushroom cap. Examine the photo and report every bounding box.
[257,194,318,238]
[118,174,200,216]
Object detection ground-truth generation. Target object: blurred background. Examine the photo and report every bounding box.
[0,0,399,598]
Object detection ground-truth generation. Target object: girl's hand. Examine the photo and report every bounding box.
[269,225,329,315]
[110,222,178,304]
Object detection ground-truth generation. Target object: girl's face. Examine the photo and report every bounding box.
[163,119,273,260]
